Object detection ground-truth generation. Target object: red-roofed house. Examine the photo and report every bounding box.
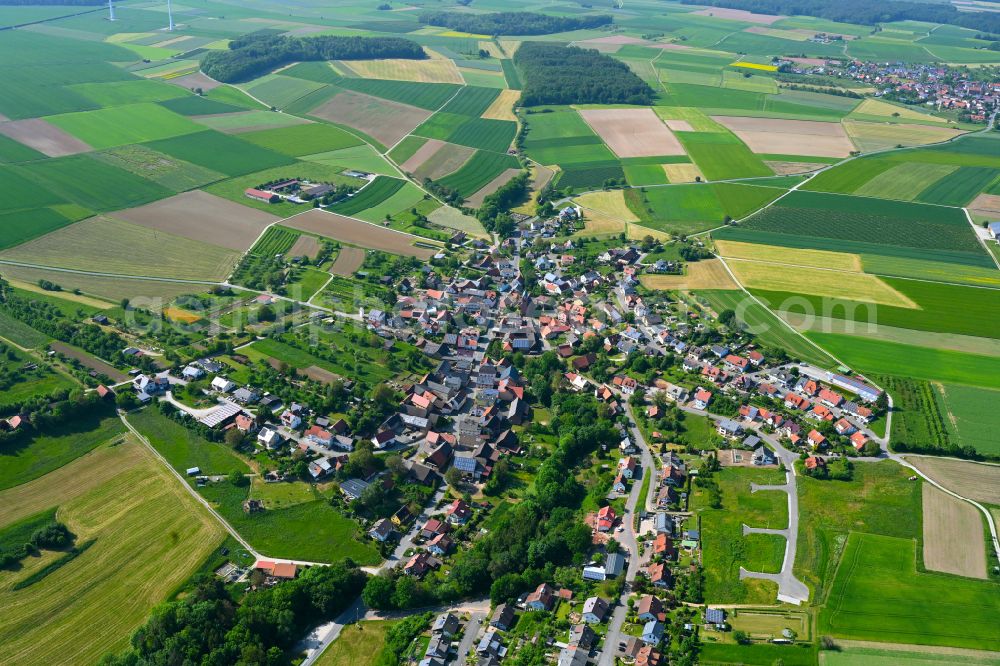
[807,430,826,448]
[597,505,616,532]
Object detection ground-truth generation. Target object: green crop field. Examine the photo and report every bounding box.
[557,162,626,190]
[752,277,1000,341]
[623,163,669,186]
[691,466,789,604]
[801,158,895,194]
[239,123,362,157]
[440,86,501,116]
[934,383,1000,456]
[0,134,44,164]
[872,375,951,453]
[145,130,296,177]
[302,144,397,176]
[0,164,67,214]
[446,117,517,153]
[243,74,326,109]
[247,335,395,384]
[129,409,250,476]
[250,226,298,256]
[0,437,225,665]
[19,155,172,212]
[737,191,990,266]
[157,95,246,116]
[330,176,406,217]
[625,183,784,234]
[0,411,124,491]
[820,532,1000,650]
[44,103,202,150]
[854,162,958,201]
[0,207,79,252]
[0,309,50,349]
[96,144,225,192]
[701,643,817,666]
[806,333,1000,389]
[915,166,1000,206]
[436,150,520,196]
[319,75,461,111]
[697,290,836,367]
[678,131,772,180]
[388,135,427,164]
[68,79,187,107]
[354,181,425,223]
[198,477,380,565]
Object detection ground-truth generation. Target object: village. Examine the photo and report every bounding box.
[105,203,890,666]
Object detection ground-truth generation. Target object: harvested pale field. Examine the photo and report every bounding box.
[49,341,128,382]
[0,438,224,666]
[843,121,965,153]
[478,41,505,59]
[640,259,738,290]
[627,223,673,242]
[167,71,222,91]
[110,191,279,251]
[400,138,447,173]
[692,7,784,23]
[282,209,436,259]
[163,306,201,323]
[905,456,1000,506]
[288,233,320,259]
[0,216,240,281]
[715,239,863,271]
[531,164,554,191]
[662,119,694,132]
[575,190,639,222]
[572,208,626,237]
[579,108,685,158]
[575,35,650,52]
[0,264,206,302]
[922,484,987,579]
[427,206,489,238]
[664,163,704,183]
[329,246,365,276]
[412,142,475,181]
[968,193,1000,217]
[482,89,520,122]
[712,116,855,158]
[852,98,946,123]
[310,90,431,148]
[0,118,92,157]
[765,160,825,175]
[727,258,917,307]
[745,26,812,41]
[341,57,463,84]
[466,168,521,207]
[498,40,521,57]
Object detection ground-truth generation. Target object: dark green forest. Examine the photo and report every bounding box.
[417,10,612,36]
[201,34,426,83]
[514,42,654,106]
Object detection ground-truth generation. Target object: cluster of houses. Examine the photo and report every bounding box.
[778,57,999,122]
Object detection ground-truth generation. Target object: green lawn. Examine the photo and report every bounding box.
[198,478,380,564]
[819,644,1000,666]
[315,620,400,666]
[127,409,249,477]
[934,383,1000,456]
[691,467,788,604]
[700,642,818,666]
[0,411,124,491]
[795,461,921,601]
[819,532,1000,651]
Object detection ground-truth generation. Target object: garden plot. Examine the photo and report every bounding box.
[0,118,92,157]
[309,90,431,148]
[329,246,365,276]
[287,234,320,260]
[579,108,685,158]
[109,191,278,251]
[921,484,987,579]
[712,116,856,158]
[281,209,436,259]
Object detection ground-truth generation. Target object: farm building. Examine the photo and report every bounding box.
[245,188,278,204]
